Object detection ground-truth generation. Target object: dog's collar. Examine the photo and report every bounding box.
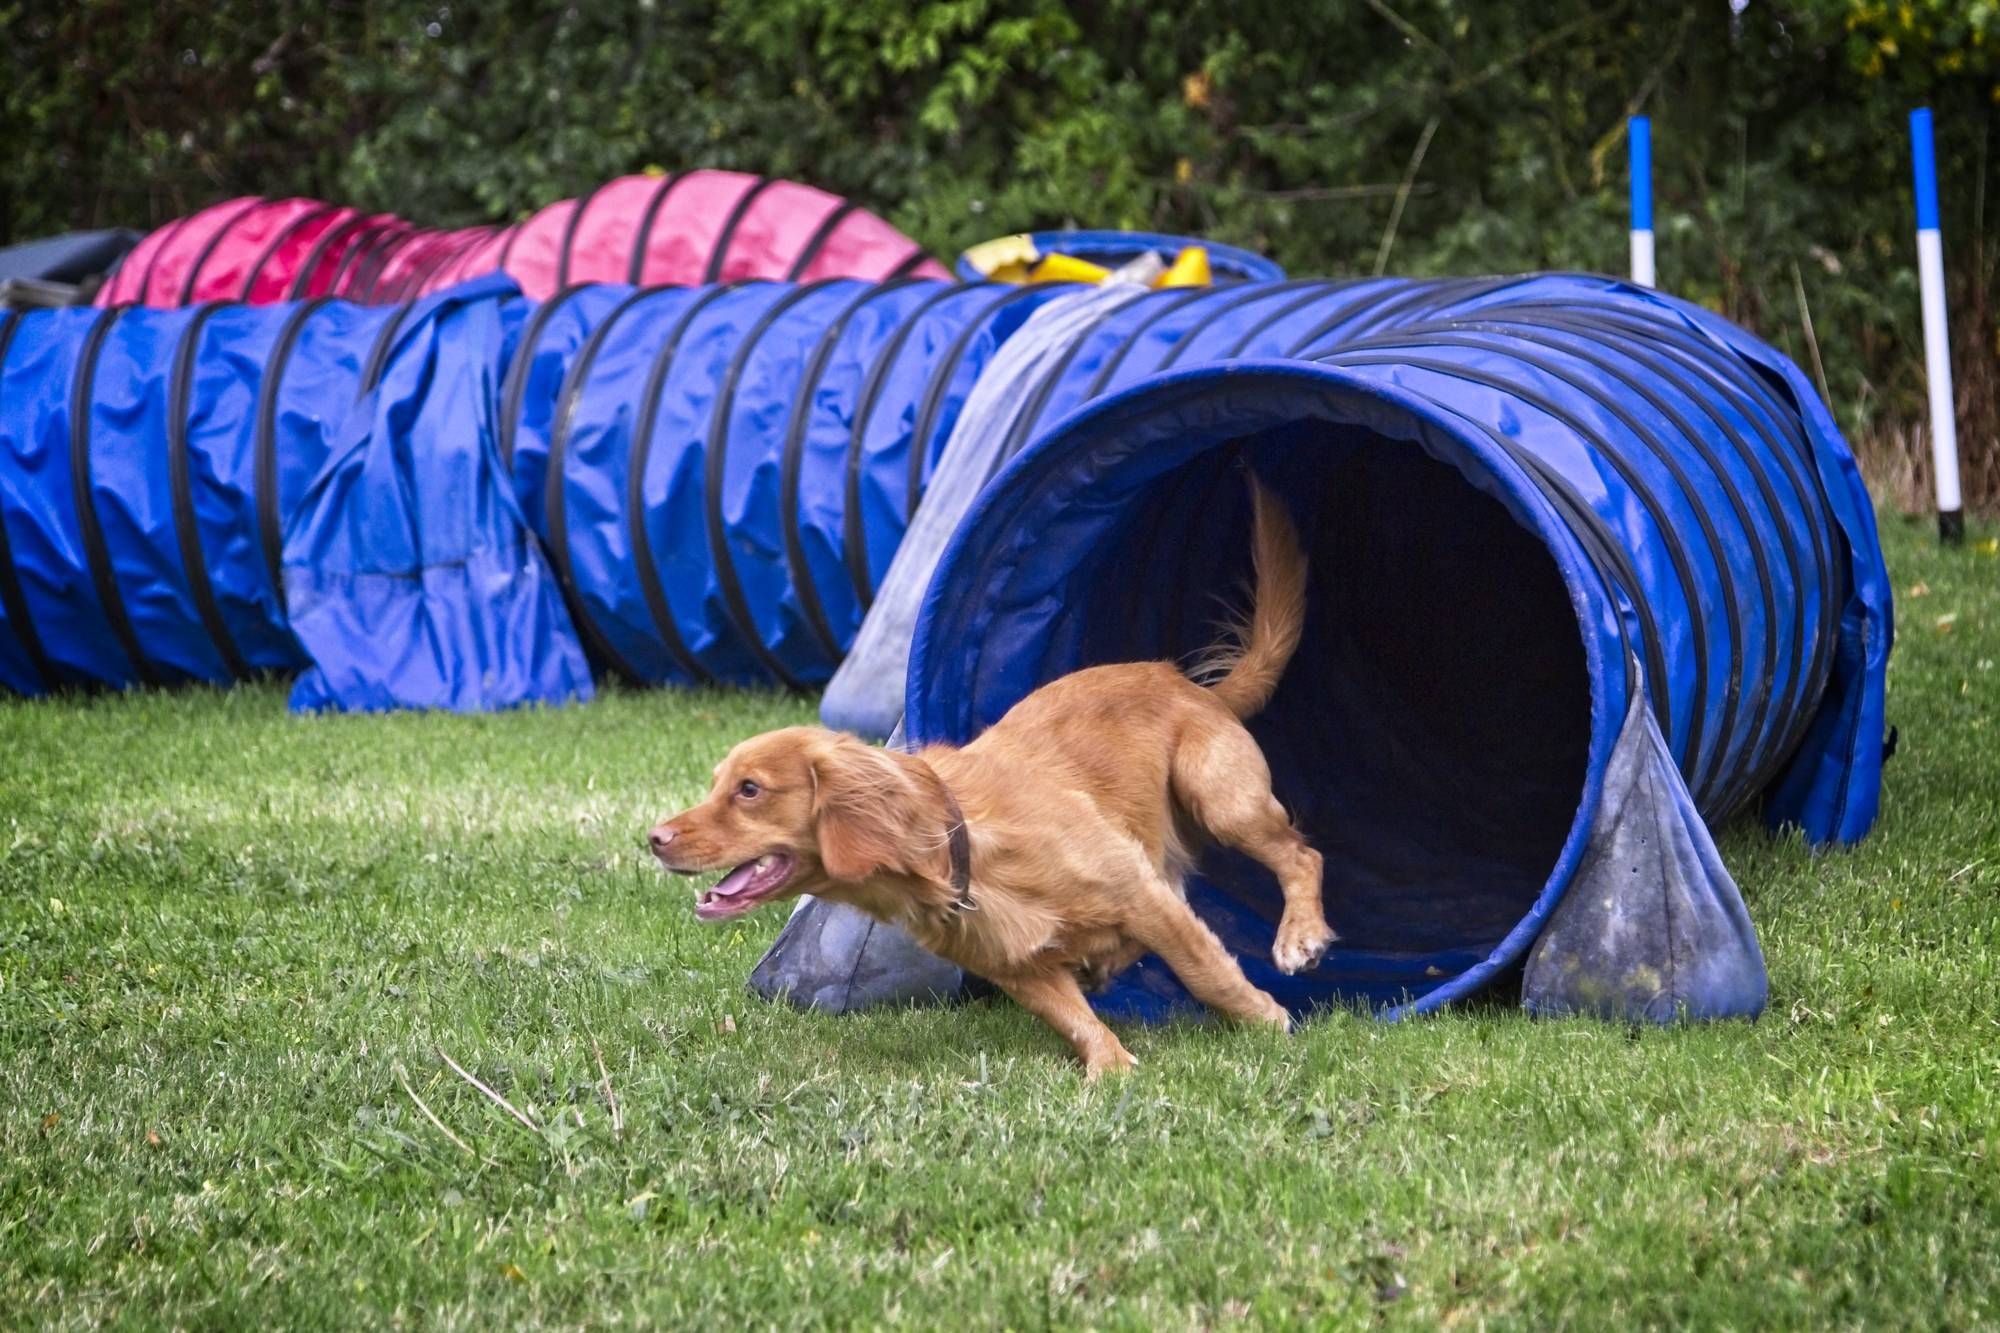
[938,782,974,913]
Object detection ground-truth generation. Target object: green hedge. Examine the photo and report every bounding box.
[4,0,1995,506]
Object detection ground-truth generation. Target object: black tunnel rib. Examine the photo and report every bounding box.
[701,178,777,286]
[285,212,371,301]
[1498,301,1842,743]
[324,224,396,301]
[1457,312,1816,815]
[1434,321,1775,811]
[542,288,669,683]
[903,284,1051,514]
[988,294,1149,487]
[1218,281,1366,359]
[131,214,195,305]
[498,285,595,471]
[886,247,933,279]
[702,281,842,691]
[1348,325,1748,805]
[556,182,607,290]
[784,201,862,281]
[238,204,339,301]
[358,301,416,394]
[175,200,266,306]
[253,297,335,610]
[357,230,424,305]
[69,308,158,686]
[1154,279,1326,373]
[1079,286,1215,397]
[780,279,922,662]
[166,303,251,680]
[627,285,743,687]
[626,175,685,285]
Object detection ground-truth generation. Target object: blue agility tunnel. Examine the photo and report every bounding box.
[0,276,1074,706]
[883,274,1889,1021]
[0,298,406,694]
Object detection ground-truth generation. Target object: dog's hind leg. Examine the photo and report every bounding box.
[997,969,1136,1079]
[1123,865,1291,1030]
[1171,723,1334,976]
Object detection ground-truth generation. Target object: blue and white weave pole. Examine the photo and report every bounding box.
[1910,107,1964,543]
[1629,116,1655,287]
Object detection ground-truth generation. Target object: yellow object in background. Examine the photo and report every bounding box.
[1154,246,1212,288]
[962,234,1040,282]
[963,234,1217,287]
[1027,252,1112,284]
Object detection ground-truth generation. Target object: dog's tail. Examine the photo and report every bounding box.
[1196,473,1308,720]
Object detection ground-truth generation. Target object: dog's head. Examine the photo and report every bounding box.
[649,726,952,920]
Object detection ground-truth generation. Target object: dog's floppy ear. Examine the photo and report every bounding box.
[810,737,940,883]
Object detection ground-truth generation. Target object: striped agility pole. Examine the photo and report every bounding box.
[1909,107,1964,544]
[1629,116,1655,288]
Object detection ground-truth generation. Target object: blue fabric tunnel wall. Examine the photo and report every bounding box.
[0,297,407,695]
[891,274,1890,1020]
[509,279,1069,690]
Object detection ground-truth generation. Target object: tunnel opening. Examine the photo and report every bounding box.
[905,368,1614,1015]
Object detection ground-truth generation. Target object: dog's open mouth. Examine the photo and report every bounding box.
[695,852,796,921]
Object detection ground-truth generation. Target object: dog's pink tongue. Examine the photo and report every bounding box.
[696,853,793,921]
[709,861,761,898]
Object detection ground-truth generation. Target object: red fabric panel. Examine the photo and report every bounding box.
[420,225,514,297]
[138,198,260,306]
[630,170,763,286]
[96,218,176,306]
[557,175,663,285]
[492,199,579,300]
[95,172,941,304]
[243,206,361,303]
[409,226,497,296]
[186,199,321,302]
[710,179,843,282]
[371,227,457,302]
[295,214,399,299]
[795,209,950,282]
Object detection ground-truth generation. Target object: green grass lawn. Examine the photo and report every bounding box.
[3,511,1996,1330]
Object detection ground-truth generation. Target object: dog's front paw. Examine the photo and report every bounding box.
[1272,915,1337,975]
[1083,1042,1138,1080]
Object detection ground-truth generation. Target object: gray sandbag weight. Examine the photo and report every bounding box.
[748,894,965,1012]
[748,720,967,1011]
[1522,685,1768,1021]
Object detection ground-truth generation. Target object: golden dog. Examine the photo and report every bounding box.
[651,476,1329,1076]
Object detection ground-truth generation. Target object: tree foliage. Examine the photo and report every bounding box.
[3,0,1996,503]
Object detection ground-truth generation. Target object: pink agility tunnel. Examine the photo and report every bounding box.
[96,172,947,307]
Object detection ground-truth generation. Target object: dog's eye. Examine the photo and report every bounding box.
[735,780,762,800]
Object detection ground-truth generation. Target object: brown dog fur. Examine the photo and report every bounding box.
[651,475,1330,1077]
